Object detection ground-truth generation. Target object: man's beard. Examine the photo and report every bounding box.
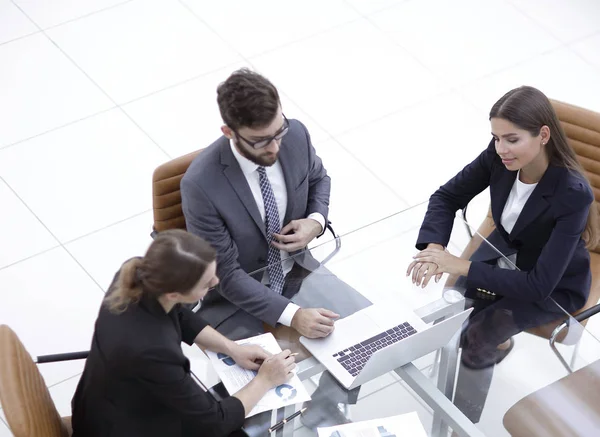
[235,140,278,167]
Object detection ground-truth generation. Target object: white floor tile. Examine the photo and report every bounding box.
[314,138,407,235]
[356,372,399,399]
[336,92,490,206]
[182,343,221,389]
[323,223,451,312]
[122,64,247,159]
[14,0,130,29]
[182,0,360,58]
[0,0,38,44]
[344,0,407,16]
[0,248,103,387]
[65,211,154,291]
[279,93,331,144]
[574,325,600,370]
[0,33,113,148]
[0,419,12,437]
[507,0,600,44]
[123,64,330,159]
[463,189,493,232]
[584,313,600,342]
[349,381,432,432]
[462,47,600,115]
[48,374,81,417]
[370,0,561,87]
[251,18,447,136]
[0,179,58,269]
[46,0,242,104]
[0,109,167,243]
[477,332,572,436]
[571,33,600,72]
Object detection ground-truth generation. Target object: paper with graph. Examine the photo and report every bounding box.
[206,332,310,417]
[317,413,428,437]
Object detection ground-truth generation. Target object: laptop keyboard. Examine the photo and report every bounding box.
[332,322,417,377]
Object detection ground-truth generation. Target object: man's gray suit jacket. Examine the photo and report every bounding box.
[181,119,331,328]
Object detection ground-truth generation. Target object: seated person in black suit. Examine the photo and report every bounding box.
[408,86,598,423]
[71,229,295,437]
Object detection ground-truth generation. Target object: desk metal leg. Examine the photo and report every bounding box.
[431,330,460,436]
[280,404,298,437]
[416,297,465,436]
[274,407,285,437]
[395,364,485,437]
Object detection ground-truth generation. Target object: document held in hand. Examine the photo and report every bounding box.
[206,332,311,417]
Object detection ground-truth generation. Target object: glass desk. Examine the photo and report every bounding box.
[203,201,600,437]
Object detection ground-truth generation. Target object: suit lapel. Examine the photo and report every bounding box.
[220,142,267,240]
[277,140,296,226]
[508,166,559,239]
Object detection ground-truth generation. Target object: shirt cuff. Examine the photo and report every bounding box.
[219,395,246,427]
[277,302,300,326]
[307,213,326,234]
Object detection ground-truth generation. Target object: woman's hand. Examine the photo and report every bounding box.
[233,349,297,416]
[407,243,443,288]
[406,260,442,288]
[413,247,471,277]
[256,349,296,388]
[230,344,271,371]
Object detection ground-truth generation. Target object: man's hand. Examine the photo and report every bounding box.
[229,344,272,371]
[272,219,322,252]
[291,308,339,338]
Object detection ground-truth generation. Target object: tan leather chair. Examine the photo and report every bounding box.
[0,325,81,437]
[459,100,600,350]
[152,149,203,235]
[502,358,600,436]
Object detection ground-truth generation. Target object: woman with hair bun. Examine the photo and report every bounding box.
[72,229,295,437]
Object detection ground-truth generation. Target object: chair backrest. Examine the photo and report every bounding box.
[0,325,68,437]
[152,149,202,233]
[525,101,600,341]
[550,100,600,253]
[503,357,600,436]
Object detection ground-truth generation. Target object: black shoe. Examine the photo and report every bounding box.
[300,402,351,430]
[461,337,514,370]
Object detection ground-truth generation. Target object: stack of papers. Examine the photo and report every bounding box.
[317,413,428,437]
[206,332,311,417]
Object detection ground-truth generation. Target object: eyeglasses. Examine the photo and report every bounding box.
[233,115,289,149]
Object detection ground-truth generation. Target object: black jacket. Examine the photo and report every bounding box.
[71,262,245,437]
[417,139,593,313]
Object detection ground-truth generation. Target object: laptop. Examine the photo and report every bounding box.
[300,301,472,389]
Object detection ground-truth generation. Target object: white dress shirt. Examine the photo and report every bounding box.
[497,171,538,270]
[230,141,325,326]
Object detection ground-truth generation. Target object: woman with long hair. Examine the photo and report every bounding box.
[407,86,598,422]
[72,229,295,437]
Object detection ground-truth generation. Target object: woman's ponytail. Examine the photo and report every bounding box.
[102,229,217,314]
[103,258,144,313]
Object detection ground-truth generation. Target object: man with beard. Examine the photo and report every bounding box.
[181,68,339,341]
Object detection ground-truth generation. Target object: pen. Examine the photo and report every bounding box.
[257,353,299,366]
[268,407,307,433]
